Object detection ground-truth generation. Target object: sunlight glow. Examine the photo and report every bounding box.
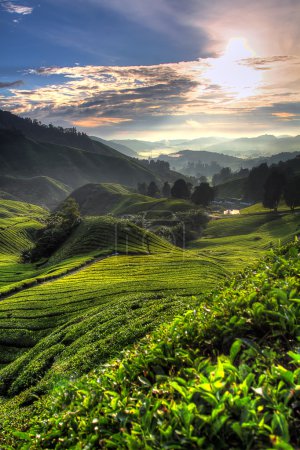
[205,37,262,98]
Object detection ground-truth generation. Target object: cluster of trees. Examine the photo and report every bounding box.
[183,161,223,178]
[138,179,215,207]
[136,159,171,176]
[212,167,249,186]
[0,110,95,151]
[243,162,300,211]
[263,171,300,211]
[156,210,209,247]
[23,198,81,262]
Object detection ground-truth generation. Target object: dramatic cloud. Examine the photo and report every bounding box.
[1,0,33,15]
[1,0,300,138]
[1,49,300,139]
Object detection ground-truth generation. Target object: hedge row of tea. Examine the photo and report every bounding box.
[0,214,174,297]
[21,240,300,449]
[189,212,300,273]
[0,250,225,395]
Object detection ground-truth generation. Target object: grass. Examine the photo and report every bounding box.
[188,212,300,272]
[6,240,300,449]
[240,202,300,214]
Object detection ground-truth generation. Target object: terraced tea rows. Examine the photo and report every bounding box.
[49,215,173,263]
[0,249,226,394]
[0,214,174,297]
[189,212,300,272]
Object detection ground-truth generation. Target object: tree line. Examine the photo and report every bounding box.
[137,179,215,207]
[213,158,300,211]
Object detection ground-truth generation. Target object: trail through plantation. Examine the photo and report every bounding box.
[0,253,116,301]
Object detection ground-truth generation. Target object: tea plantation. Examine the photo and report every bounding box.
[0,198,299,448]
[6,240,300,449]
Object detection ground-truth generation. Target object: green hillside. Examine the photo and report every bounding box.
[0,175,70,209]
[0,130,157,191]
[189,212,300,272]
[4,240,300,449]
[215,177,246,199]
[0,198,299,448]
[69,183,195,216]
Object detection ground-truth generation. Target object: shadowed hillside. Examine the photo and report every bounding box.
[0,129,157,190]
[0,175,70,209]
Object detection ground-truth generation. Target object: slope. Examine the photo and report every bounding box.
[189,212,300,272]
[89,136,138,158]
[0,130,157,190]
[68,183,195,216]
[0,175,70,209]
[22,240,300,450]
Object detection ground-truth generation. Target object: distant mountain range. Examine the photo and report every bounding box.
[112,135,300,158]
[158,149,300,177]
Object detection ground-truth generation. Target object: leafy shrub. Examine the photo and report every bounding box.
[20,239,300,449]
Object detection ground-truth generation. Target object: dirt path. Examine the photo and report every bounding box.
[0,253,115,302]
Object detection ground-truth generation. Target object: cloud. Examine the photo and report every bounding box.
[73,117,132,127]
[0,80,23,88]
[240,56,295,70]
[1,50,300,139]
[272,112,297,120]
[1,0,33,15]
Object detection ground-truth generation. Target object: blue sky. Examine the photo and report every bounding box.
[1,0,300,139]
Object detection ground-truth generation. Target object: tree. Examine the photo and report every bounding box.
[25,198,81,262]
[284,175,300,211]
[171,179,190,199]
[147,181,160,198]
[263,170,286,212]
[191,182,215,206]
[137,182,147,195]
[244,163,269,202]
[162,181,171,198]
[212,167,232,186]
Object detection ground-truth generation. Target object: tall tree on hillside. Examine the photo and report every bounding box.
[263,170,286,212]
[284,175,300,211]
[191,182,215,206]
[147,181,160,198]
[171,179,190,199]
[162,181,171,198]
[244,163,269,201]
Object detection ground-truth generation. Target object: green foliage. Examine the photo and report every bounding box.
[171,179,190,200]
[191,182,215,206]
[26,198,81,262]
[17,240,300,449]
[263,170,286,211]
[284,175,300,211]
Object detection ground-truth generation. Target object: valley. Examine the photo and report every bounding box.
[0,110,299,448]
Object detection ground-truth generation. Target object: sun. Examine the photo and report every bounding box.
[205,37,262,98]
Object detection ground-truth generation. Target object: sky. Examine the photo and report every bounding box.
[0,0,300,140]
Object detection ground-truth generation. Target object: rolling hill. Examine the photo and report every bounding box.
[90,136,138,158]
[67,183,196,216]
[0,129,157,192]
[0,175,70,209]
[0,197,299,447]
[23,240,300,450]
[0,111,188,208]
